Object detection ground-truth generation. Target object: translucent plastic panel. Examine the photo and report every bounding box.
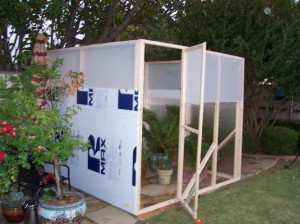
[205,51,244,102]
[204,54,219,103]
[48,48,80,75]
[184,49,244,104]
[185,47,204,105]
[83,43,136,89]
[217,53,244,102]
[145,62,181,118]
[204,52,244,103]
[145,62,181,104]
[217,102,236,175]
[218,102,236,140]
[147,63,181,90]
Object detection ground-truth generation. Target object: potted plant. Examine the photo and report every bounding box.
[0,61,89,223]
[1,191,30,223]
[142,105,179,184]
[156,155,174,185]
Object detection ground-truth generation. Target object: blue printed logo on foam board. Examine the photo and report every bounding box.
[88,135,106,175]
[118,90,138,111]
[77,88,94,106]
[132,147,136,186]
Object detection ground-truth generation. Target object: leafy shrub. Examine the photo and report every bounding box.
[262,126,299,155]
[275,119,300,147]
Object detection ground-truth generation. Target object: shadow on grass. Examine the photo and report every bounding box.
[137,160,300,224]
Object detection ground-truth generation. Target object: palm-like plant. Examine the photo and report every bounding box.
[142,105,180,169]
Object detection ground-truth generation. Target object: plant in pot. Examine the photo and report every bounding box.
[0,61,89,223]
[1,191,30,223]
[156,155,174,185]
[142,105,179,184]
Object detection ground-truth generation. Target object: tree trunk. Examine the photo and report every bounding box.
[53,161,64,200]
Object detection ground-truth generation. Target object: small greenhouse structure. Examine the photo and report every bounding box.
[49,39,244,220]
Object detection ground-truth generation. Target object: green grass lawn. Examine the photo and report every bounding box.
[137,160,300,224]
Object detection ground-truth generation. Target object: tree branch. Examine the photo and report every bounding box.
[96,0,143,43]
[61,0,80,48]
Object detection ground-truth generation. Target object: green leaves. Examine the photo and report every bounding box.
[143,105,179,157]
[177,0,300,148]
[0,63,89,194]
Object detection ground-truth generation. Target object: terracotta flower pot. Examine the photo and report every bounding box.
[2,205,24,223]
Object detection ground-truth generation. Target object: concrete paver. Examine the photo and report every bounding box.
[86,205,137,224]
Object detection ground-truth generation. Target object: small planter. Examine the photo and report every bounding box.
[38,191,86,224]
[157,169,173,185]
[2,205,24,223]
[1,191,30,223]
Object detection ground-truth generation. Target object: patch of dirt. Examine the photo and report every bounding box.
[241,156,279,177]
[45,193,80,205]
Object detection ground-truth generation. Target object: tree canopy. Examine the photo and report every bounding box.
[177,0,300,150]
[0,0,182,71]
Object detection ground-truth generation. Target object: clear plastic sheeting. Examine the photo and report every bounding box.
[144,62,181,118]
[147,62,181,90]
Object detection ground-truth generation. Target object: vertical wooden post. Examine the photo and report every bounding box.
[193,43,206,219]
[177,48,187,197]
[234,101,243,179]
[211,102,219,185]
[211,55,221,186]
[135,40,145,214]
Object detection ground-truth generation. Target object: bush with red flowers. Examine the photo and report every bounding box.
[0,62,88,195]
[0,120,16,162]
[0,118,23,194]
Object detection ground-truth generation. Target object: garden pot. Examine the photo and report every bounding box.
[22,199,40,224]
[2,205,24,223]
[157,169,173,185]
[38,191,86,224]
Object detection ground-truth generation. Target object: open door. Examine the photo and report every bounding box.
[177,43,207,220]
[177,42,244,221]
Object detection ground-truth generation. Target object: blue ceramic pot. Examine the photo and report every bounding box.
[38,191,86,224]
